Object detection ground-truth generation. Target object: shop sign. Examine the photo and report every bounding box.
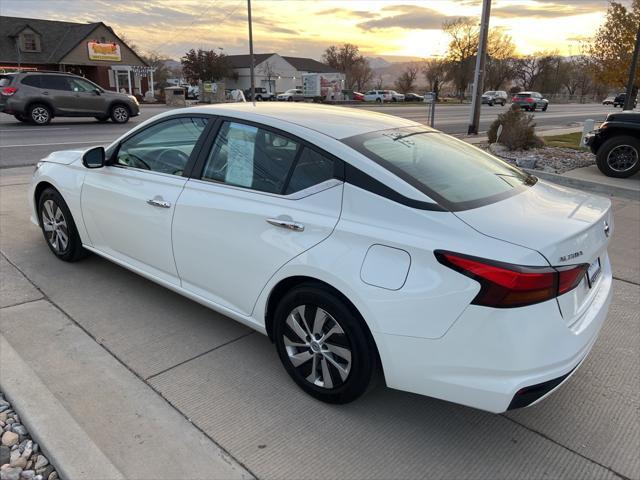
[88,41,121,61]
[203,82,217,93]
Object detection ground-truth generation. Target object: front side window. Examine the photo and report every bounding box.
[68,77,98,92]
[20,75,41,88]
[343,127,535,211]
[116,117,208,176]
[202,121,300,194]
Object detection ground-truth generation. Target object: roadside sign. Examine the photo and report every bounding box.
[424,92,435,104]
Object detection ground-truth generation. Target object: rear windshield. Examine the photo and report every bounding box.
[0,75,14,87]
[515,93,530,97]
[343,127,535,211]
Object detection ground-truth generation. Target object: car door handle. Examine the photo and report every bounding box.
[266,218,304,232]
[147,199,171,208]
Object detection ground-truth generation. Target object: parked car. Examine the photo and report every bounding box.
[602,96,615,105]
[482,90,508,106]
[511,92,548,111]
[364,90,392,102]
[388,90,405,102]
[0,71,139,125]
[277,89,304,102]
[585,111,640,178]
[244,87,274,101]
[613,92,637,108]
[404,92,423,102]
[352,91,364,101]
[30,103,613,412]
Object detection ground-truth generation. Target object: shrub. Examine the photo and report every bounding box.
[487,105,543,150]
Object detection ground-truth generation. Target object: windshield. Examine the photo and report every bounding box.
[343,126,536,211]
[484,91,495,95]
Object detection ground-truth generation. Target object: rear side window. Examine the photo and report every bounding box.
[40,75,70,91]
[20,75,42,88]
[202,121,299,194]
[285,148,334,194]
[343,127,535,211]
[0,75,14,87]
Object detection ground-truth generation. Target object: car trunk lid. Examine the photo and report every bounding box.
[454,180,612,323]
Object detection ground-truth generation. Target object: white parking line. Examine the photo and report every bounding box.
[0,140,111,148]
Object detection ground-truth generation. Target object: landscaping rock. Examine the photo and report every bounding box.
[1,433,18,448]
[0,446,10,465]
[32,458,47,471]
[0,466,23,480]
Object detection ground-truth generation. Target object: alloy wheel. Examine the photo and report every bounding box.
[282,305,352,389]
[607,144,639,173]
[41,199,69,253]
[113,106,129,122]
[31,107,49,124]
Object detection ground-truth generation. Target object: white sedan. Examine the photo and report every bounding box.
[276,89,304,102]
[29,103,613,412]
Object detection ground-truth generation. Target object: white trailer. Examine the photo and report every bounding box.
[302,73,345,101]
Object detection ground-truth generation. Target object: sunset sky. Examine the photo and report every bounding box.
[1,0,624,60]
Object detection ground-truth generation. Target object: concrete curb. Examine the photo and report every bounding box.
[0,335,126,480]
[524,168,640,200]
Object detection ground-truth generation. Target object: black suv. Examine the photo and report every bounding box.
[585,111,640,178]
[613,92,637,108]
[0,71,140,125]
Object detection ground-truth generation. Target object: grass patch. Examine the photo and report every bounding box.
[543,132,587,150]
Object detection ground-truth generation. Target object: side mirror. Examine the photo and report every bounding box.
[93,88,101,95]
[82,146,105,169]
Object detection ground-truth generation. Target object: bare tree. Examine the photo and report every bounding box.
[322,43,369,89]
[443,17,478,99]
[485,30,517,90]
[258,59,279,92]
[374,75,384,89]
[395,63,419,93]
[423,58,448,97]
[350,59,374,92]
[514,55,542,90]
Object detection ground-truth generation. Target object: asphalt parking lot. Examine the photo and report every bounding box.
[0,102,619,169]
[0,156,638,478]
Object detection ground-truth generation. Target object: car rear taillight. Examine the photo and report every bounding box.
[435,251,588,308]
[526,97,533,102]
[1,87,17,96]
[511,97,517,102]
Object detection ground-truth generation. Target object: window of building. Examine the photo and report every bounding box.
[21,32,40,52]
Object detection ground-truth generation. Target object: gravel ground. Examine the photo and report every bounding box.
[0,393,58,480]
[483,143,596,174]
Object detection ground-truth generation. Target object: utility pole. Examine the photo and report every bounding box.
[467,0,492,135]
[623,25,640,111]
[247,0,255,104]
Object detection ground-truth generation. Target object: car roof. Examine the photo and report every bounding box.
[174,103,423,139]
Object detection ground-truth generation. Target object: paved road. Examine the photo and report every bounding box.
[353,102,618,134]
[0,103,622,168]
[0,166,638,479]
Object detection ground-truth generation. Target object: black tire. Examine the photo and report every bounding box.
[37,188,88,262]
[273,284,378,404]
[488,100,494,106]
[542,104,548,111]
[596,135,640,178]
[14,114,29,123]
[530,104,536,112]
[375,98,382,103]
[110,104,130,123]
[28,104,52,125]
[95,116,109,122]
[502,100,506,106]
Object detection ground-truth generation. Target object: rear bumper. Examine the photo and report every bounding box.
[374,256,613,413]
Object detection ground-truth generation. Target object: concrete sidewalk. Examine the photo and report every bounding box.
[1,251,252,479]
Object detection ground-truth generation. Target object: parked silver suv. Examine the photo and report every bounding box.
[0,71,139,125]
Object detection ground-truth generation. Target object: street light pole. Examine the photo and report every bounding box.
[247,0,255,104]
[467,0,492,135]
[623,25,640,111]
